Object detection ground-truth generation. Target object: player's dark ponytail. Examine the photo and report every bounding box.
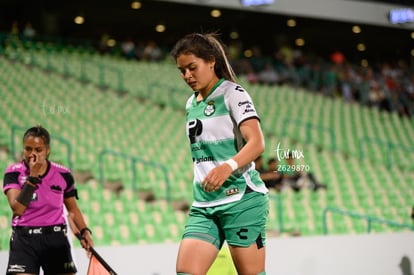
[171,32,237,82]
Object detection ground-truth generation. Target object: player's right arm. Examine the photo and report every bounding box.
[6,188,29,216]
[4,154,44,216]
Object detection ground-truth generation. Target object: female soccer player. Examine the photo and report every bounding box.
[3,125,93,274]
[171,33,269,275]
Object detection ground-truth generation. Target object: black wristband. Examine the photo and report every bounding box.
[80,227,92,236]
[16,183,36,207]
[27,176,41,185]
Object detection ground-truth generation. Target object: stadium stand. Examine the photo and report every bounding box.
[0,35,413,251]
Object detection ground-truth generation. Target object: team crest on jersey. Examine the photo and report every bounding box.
[226,188,239,196]
[204,100,215,116]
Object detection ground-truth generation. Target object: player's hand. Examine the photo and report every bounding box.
[80,231,94,256]
[200,163,233,192]
[28,153,45,177]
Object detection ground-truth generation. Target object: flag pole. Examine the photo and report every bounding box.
[67,213,118,275]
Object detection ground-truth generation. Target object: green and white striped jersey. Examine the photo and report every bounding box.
[185,79,268,207]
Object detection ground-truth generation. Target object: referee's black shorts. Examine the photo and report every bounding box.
[6,224,77,275]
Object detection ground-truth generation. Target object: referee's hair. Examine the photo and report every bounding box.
[171,32,237,82]
[23,125,51,147]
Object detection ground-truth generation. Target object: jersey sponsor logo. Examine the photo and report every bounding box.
[204,100,215,116]
[235,85,245,92]
[30,192,38,203]
[194,155,215,163]
[238,100,256,115]
[51,185,63,192]
[11,163,24,171]
[10,163,23,172]
[226,188,239,196]
[187,119,203,144]
[52,162,70,171]
[238,100,252,107]
[236,228,249,240]
[191,144,206,151]
[243,107,255,114]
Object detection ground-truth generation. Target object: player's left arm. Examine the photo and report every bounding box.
[233,118,265,168]
[201,118,264,192]
[65,197,94,250]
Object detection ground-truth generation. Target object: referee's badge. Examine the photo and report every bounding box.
[204,100,215,116]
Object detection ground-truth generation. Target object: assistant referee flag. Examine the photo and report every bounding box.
[87,254,111,275]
